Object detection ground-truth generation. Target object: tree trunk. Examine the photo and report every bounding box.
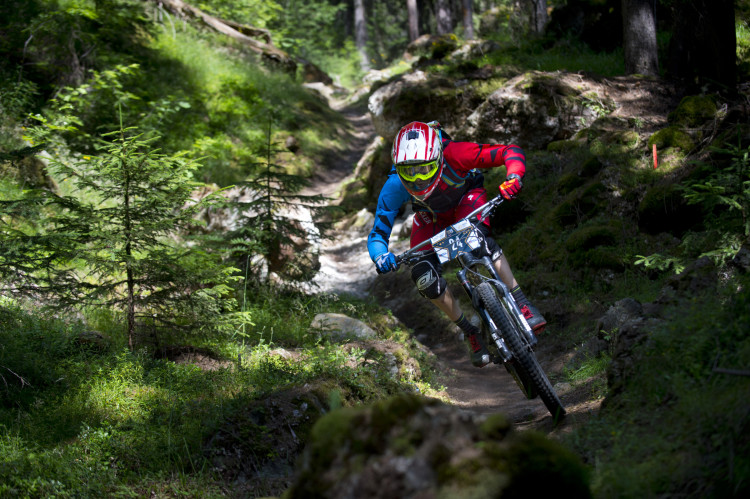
[622,0,659,76]
[512,0,547,37]
[667,0,736,89]
[530,0,548,35]
[462,0,474,39]
[435,0,453,35]
[407,0,419,42]
[354,0,370,71]
[123,152,135,350]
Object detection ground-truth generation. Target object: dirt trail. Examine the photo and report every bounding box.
[308,93,595,433]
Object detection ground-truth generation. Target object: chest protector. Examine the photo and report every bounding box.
[412,137,485,214]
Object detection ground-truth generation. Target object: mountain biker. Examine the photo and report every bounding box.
[367,121,546,368]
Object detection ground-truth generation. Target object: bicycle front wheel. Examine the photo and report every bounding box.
[476,282,566,421]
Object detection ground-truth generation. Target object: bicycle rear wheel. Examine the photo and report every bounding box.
[476,282,566,420]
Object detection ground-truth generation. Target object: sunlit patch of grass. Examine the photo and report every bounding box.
[737,20,750,72]
[566,354,610,384]
[565,354,610,400]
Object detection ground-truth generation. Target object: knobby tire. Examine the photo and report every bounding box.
[476,282,566,421]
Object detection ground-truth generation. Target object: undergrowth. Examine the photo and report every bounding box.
[0,288,440,497]
[565,275,750,498]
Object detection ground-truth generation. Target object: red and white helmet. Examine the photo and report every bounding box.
[392,121,444,201]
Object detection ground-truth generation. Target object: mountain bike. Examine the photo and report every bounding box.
[395,196,566,420]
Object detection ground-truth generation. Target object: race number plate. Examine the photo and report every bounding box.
[430,219,481,264]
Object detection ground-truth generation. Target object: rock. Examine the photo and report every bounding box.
[367,72,473,142]
[668,95,718,127]
[637,182,702,235]
[398,213,414,238]
[648,126,695,151]
[285,135,300,153]
[602,256,719,406]
[654,257,718,307]
[351,208,374,230]
[311,313,377,341]
[730,243,750,273]
[368,70,430,140]
[596,298,643,338]
[568,297,646,375]
[286,394,591,498]
[461,71,613,149]
[445,39,501,64]
[604,317,664,404]
[300,59,333,85]
[405,33,459,60]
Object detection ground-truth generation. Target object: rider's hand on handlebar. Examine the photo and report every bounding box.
[374,252,399,274]
[499,174,522,200]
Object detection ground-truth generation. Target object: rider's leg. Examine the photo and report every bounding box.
[410,255,490,368]
[491,249,547,333]
[429,286,461,321]
[430,289,490,368]
[492,253,519,289]
[456,188,547,333]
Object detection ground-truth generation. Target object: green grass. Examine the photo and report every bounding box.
[475,38,624,77]
[0,288,440,497]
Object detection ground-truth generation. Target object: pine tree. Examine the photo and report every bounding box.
[223,119,335,288]
[1,126,242,349]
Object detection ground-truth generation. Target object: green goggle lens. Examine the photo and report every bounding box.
[397,160,439,182]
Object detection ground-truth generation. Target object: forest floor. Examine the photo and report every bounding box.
[305,87,604,437]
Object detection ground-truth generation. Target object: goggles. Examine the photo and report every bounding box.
[396,159,439,182]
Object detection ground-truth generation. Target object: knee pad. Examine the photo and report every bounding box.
[484,236,503,261]
[473,225,503,261]
[411,259,446,299]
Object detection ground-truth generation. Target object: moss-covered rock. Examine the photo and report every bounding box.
[547,139,584,153]
[648,126,695,151]
[550,181,607,227]
[564,223,624,270]
[565,224,619,252]
[339,179,368,212]
[461,71,617,150]
[406,33,460,61]
[580,155,605,177]
[637,182,703,235]
[285,393,591,498]
[668,95,717,127]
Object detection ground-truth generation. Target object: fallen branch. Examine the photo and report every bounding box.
[713,367,750,377]
[218,17,272,44]
[154,0,296,72]
[1,365,32,390]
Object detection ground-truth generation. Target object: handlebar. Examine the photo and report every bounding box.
[395,195,505,266]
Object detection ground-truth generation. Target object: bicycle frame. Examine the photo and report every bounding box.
[394,195,566,418]
[455,251,537,364]
[396,195,537,363]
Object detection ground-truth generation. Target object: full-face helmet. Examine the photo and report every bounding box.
[392,121,443,201]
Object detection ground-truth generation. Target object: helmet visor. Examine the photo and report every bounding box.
[396,159,439,182]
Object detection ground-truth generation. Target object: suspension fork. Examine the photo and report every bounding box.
[488,277,538,348]
[456,255,513,362]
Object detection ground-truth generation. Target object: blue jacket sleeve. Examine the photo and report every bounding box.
[367,173,411,262]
